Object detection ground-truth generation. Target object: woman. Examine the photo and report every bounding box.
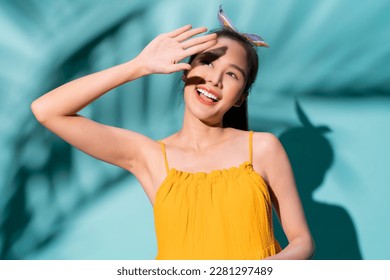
[31,17,314,259]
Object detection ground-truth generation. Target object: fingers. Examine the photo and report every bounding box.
[167,63,192,73]
[166,24,192,38]
[183,38,218,57]
[181,33,217,50]
[159,25,218,73]
[166,25,211,45]
[175,26,208,42]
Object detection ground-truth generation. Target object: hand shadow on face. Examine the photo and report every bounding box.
[182,46,228,83]
[194,46,228,64]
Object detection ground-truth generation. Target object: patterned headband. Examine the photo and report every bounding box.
[217,5,269,48]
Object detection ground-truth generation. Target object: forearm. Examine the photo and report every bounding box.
[31,25,216,124]
[31,58,146,123]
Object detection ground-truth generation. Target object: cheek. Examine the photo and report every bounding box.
[225,80,245,99]
[183,67,207,85]
[183,76,205,91]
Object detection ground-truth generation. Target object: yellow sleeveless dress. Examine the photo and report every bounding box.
[154,131,281,259]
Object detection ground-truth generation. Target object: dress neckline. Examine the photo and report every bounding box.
[168,160,252,178]
[153,161,268,207]
[158,131,254,175]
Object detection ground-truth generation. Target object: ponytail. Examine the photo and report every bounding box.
[222,99,248,131]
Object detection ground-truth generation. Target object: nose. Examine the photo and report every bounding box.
[207,69,223,88]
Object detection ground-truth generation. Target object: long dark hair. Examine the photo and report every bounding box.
[186,28,259,131]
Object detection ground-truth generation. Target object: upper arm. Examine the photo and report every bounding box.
[37,113,154,173]
[256,133,311,242]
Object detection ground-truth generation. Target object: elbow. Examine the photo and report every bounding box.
[290,234,316,260]
[304,235,316,259]
[31,100,47,124]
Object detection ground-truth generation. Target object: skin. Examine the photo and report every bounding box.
[31,25,314,260]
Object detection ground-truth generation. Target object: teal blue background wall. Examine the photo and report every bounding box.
[1,0,389,260]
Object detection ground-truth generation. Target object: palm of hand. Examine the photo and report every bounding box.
[136,25,217,74]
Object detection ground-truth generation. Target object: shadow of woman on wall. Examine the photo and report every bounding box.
[274,100,362,259]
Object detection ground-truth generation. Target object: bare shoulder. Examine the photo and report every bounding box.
[251,131,287,181]
[252,131,283,155]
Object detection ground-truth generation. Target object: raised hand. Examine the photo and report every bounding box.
[135,25,217,75]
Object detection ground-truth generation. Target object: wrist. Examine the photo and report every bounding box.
[129,56,151,78]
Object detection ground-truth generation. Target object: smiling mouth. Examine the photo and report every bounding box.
[196,88,220,102]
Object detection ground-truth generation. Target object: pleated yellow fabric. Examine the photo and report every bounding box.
[154,131,281,259]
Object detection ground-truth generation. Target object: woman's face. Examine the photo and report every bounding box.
[183,36,248,126]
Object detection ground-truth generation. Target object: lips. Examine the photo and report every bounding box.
[195,86,221,105]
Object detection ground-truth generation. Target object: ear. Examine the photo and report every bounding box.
[234,92,248,107]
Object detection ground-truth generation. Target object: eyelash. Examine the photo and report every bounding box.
[199,60,239,80]
[200,60,212,66]
[227,72,238,79]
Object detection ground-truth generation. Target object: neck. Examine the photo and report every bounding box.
[177,109,226,150]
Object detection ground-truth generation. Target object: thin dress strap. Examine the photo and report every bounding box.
[249,131,253,165]
[158,141,170,174]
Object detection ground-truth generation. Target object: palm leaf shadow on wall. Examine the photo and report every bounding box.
[274,100,362,260]
[0,8,147,260]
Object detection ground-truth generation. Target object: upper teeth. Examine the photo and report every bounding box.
[197,88,219,101]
